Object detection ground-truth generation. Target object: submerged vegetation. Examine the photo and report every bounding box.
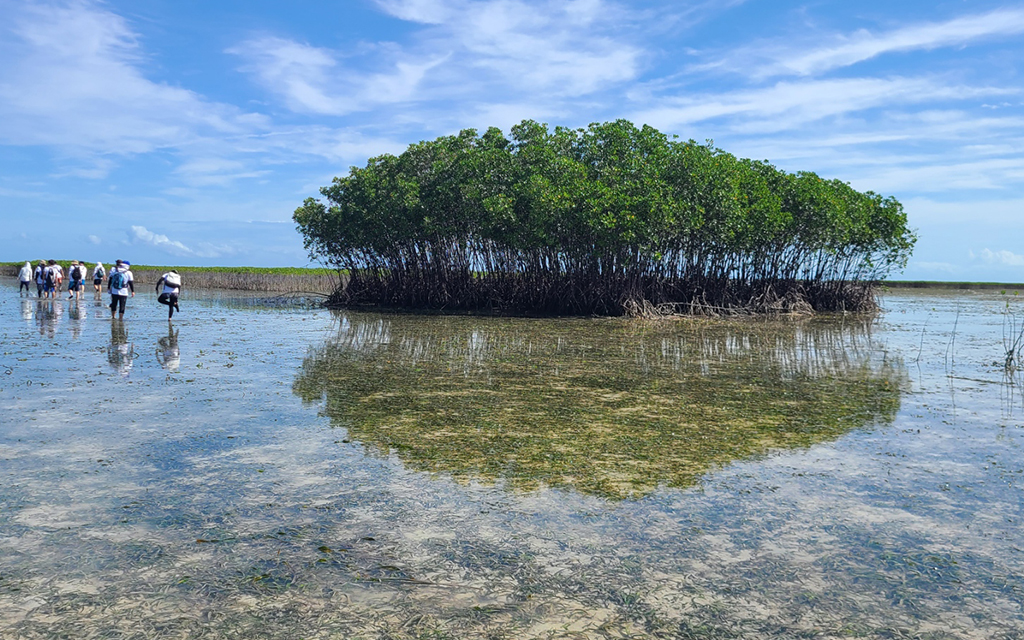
[295,120,916,316]
[294,313,905,499]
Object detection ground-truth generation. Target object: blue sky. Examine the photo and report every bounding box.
[1,0,1023,280]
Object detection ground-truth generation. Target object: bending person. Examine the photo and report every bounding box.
[156,269,182,320]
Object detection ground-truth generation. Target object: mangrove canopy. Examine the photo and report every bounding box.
[294,120,915,315]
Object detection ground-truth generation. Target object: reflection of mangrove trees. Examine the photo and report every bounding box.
[294,120,915,315]
[294,313,906,499]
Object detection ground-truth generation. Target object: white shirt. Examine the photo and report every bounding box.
[160,272,181,294]
[18,265,32,281]
[110,268,134,296]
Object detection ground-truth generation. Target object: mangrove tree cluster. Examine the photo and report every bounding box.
[294,120,915,315]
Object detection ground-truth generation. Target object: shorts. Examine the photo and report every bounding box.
[69,279,82,290]
[43,283,55,293]
[93,278,103,286]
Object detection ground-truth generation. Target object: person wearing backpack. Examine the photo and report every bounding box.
[33,261,46,297]
[92,262,106,294]
[107,259,135,319]
[155,269,182,320]
[43,260,59,299]
[67,261,84,300]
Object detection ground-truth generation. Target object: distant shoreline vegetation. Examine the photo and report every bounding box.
[294,119,916,317]
[2,263,337,294]
[6,265,1021,296]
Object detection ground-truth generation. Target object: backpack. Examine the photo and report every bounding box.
[96,266,105,279]
[44,267,55,288]
[73,265,84,280]
[109,270,127,290]
[164,272,181,288]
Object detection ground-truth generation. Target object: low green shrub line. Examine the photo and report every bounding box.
[883,281,1024,290]
[2,262,335,275]
[2,262,340,294]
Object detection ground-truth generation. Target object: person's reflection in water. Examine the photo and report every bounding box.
[36,299,61,339]
[107,320,135,377]
[156,326,180,372]
[68,300,87,340]
[21,299,33,322]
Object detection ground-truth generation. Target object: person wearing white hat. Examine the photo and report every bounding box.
[107,259,135,320]
[92,262,106,294]
[18,261,32,295]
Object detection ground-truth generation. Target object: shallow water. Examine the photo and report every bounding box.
[0,285,1022,639]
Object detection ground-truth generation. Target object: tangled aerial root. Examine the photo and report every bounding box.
[328,277,881,318]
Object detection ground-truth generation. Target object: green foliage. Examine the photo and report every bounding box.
[294,120,917,315]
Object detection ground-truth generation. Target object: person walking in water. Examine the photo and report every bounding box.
[77,260,89,298]
[107,259,134,319]
[43,260,60,299]
[67,261,86,300]
[155,269,182,320]
[92,262,106,295]
[33,261,46,297]
[18,261,32,295]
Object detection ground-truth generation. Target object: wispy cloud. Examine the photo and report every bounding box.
[844,157,1024,194]
[632,76,1015,133]
[227,37,446,116]
[706,7,1024,79]
[0,2,267,165]
[173,157,272,187]
[231,0,643,121]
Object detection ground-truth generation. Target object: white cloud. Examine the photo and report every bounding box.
[979,249,1024,267]
[375,0,451,24]
[708,8,1024,79]
[173,157,272,187]
[230,0,642,118]
[227,37,446,116]
[632,76,1015,133]
[88,235,101,245]
[128,225,238,259]
[846,157,1024,194]
[128,225,195,257]
[0,2,267,157]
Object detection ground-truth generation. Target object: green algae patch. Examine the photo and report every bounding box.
[294,313,905,499]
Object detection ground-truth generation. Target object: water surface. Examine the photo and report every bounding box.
[0,285,1021,638]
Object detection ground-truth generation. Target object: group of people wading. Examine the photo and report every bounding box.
[17,260,183,320]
